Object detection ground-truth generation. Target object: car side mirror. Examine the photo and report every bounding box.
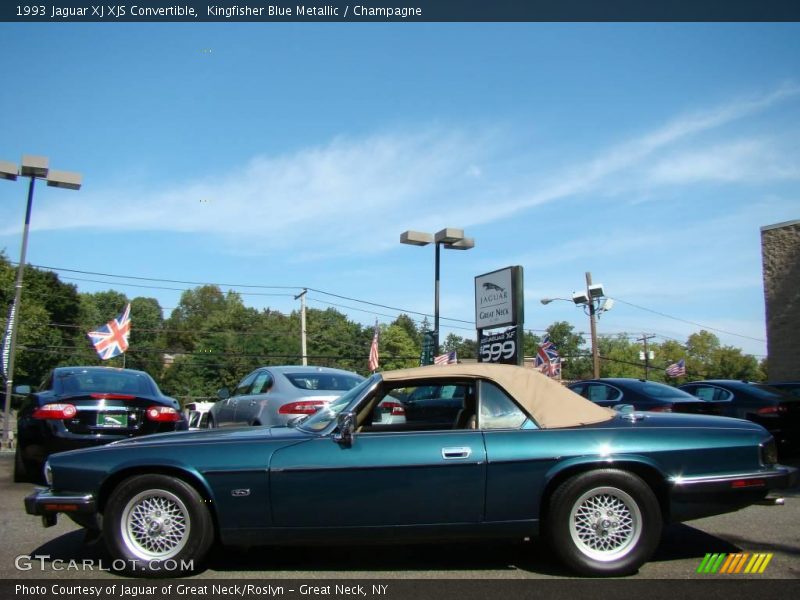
[14,385,31,394]
[333,410,356,447]
[217,387,230,401]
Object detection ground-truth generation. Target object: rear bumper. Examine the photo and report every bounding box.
[671,465,798,493]
[668,465,797,521]
[25,488,99,529]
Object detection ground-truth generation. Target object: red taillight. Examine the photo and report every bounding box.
[649,406,673,413]
[731,479,766,489]
[90,393,135,400]
[33,403,77,420]
[381,401,406,416]
[278,401,325,415]
[146,406,181,422]
[757,405,786,415]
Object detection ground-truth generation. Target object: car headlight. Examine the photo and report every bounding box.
[760,438,778,466]
[43,460,53,486]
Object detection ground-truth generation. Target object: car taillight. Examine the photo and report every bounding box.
[381,401,406,416]
[649,406,673,413]
[91,393,135,400]
[146,406,181,422]
[33,403,77,420]
[757,405,787,415]
[279,401,326,415]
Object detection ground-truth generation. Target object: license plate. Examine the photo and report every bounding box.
[96,412,128,428]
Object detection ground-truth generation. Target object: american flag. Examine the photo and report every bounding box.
[665,358,686,378]
[87,304,131,360]
[534,335,561,378]
[434,350,457,365]
[368,321,380,372]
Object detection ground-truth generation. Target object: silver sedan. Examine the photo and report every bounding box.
[208,366,365,428]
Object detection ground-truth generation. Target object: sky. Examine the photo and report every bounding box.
[0,22,798,359]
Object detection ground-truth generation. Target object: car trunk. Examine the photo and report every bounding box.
[58,394,169,435]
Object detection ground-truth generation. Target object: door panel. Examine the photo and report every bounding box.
[269,430,486,527]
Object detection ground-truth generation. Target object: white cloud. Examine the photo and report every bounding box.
[9,82,799,261]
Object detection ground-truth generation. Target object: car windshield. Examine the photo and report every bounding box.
[284,372,364,391]
[56,370,155,395]
[298,376,376,432]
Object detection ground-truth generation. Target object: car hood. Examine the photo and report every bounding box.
[106,424,313,447]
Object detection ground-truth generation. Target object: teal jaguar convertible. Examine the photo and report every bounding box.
[25,364,797,577]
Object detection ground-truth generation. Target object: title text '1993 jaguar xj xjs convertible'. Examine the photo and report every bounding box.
[25,364,797,577]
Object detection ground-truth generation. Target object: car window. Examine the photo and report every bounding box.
[478,380,530,430]
[284,372,363,391]
[586,383,622,402]
[234,371,259,396]
[368,382,475,431]
[691,386,732,402]
[250,371,273,395]
[56,370,154,395]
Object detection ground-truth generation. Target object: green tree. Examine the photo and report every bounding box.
[379,324,418,371]
[546,321,590,380]
[598,335,641,378]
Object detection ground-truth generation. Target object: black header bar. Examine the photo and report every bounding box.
[3,1,800,23]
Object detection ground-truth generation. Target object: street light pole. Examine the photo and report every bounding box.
[1,156,81,447]
[400,228,474,358]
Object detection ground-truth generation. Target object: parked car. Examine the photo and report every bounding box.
[568,378,723,414]
[14,366,186,483]
[183,401,215,430]
[678,380,800,452]
[26,364,795,577]
[208,365,365,428]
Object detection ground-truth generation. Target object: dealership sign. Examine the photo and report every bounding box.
[475,266,524,366]
[474,266,522,330]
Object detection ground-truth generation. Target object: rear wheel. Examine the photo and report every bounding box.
[103,474,214,576]
[545,469,662,576]
[13,445,29,483]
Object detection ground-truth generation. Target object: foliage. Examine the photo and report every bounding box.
[0,258,767,406]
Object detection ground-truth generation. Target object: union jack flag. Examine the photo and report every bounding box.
[87,304,131,360]
[534,335,561,378]
[434,350,457,365]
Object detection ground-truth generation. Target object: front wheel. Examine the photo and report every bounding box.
[545,469,662,576]
[103,474,214,576]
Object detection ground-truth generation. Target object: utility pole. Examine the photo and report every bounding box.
[637,333,656,380]
[585,271,600,379]
[295,289,307,366]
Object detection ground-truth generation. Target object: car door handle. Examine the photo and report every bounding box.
[441,447,472,460]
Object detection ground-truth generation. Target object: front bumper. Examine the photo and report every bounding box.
[25,488,99,529]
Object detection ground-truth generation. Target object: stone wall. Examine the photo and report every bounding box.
[761,220,800,381]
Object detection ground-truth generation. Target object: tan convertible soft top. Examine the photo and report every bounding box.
[380,363,614,429]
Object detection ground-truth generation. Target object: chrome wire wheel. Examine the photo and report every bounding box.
[568,486,642,562]
[120,489,190,561]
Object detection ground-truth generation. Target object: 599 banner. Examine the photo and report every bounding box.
[478,326,520,365]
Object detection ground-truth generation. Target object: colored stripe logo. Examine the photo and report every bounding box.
[697,553,773,574]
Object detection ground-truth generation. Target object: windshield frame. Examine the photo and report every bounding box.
[296,373,381,434]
